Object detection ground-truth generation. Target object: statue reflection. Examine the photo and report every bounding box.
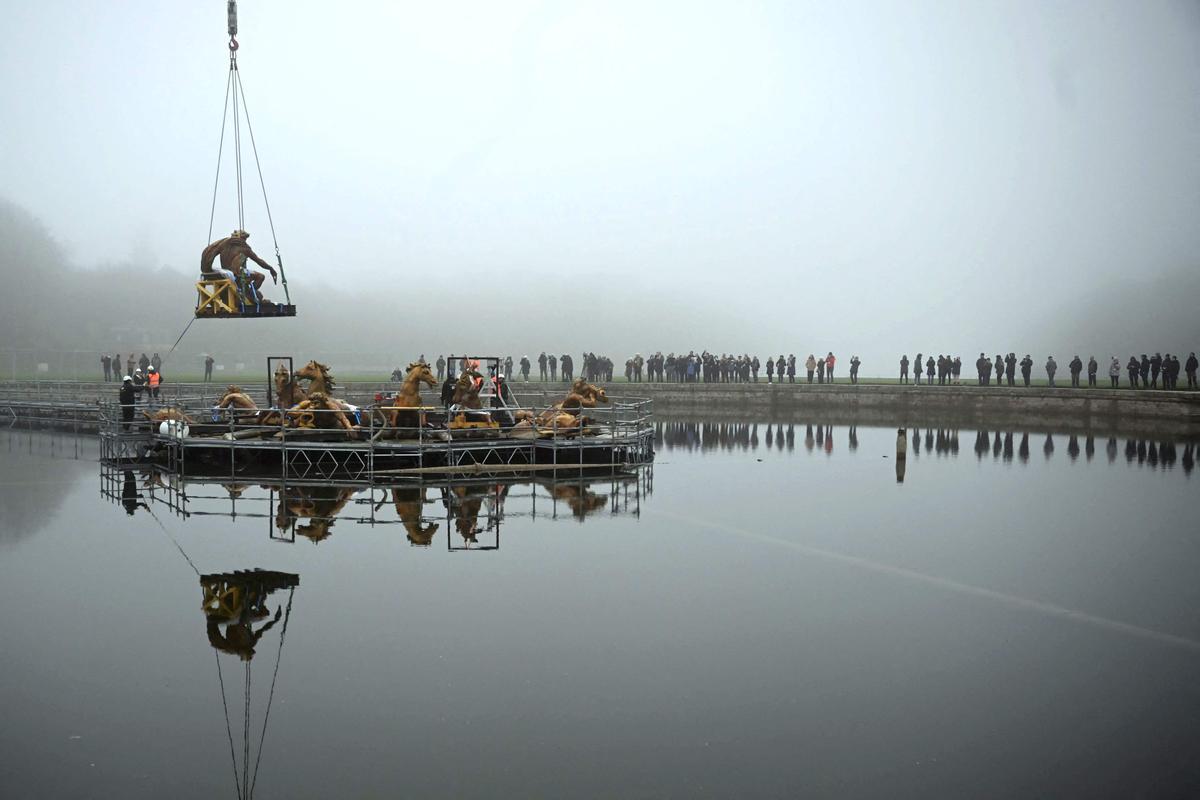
[199,569,299,797]
[545,481,610,520]
[392,487,439,546]
[202,569,297,661]
[275,485,358,543]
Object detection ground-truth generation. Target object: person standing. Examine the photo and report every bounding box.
[1086,356,1098,388]
[787,354,796,384]
[825,352,836,383]
[101,354,112,382]
[1045,356,1058,387]
[548,353,558,381]
[765,356,775,384]
[147,366,162,401]
[1005,353,1016,386]
[538,352,548,381]
[849,355,861,384]
[1127,356,1140,388]
[1186,352,1198,390]
[805,354,817,383]
[1069,355,1083,388]
[119,375,139,431]
[561,354,573,382]
[519,355,531,382]
[126,354,136,377]
[900,354,910,384]
[1140,354,1150,388]
[150,352,162,373]
[435,355,445,382]
[925,355,935,384]
[138,353,151,374]
[751,355,760,382]
[1020,354,1033,386]
[1166,354,1180,390]
[204,354,215,382]
[1150,353,1163,389]
[815,357,824,384]
[1109,356,1121,388]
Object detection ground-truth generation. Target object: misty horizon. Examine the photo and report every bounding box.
[2,1,1198,371]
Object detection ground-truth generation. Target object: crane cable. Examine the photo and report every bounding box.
[205,0,292,305]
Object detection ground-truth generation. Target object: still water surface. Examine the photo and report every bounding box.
[1,423,1198,798]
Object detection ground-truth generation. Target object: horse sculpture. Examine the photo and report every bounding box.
[258,363,308,425]
[293,360,359,426]
[386,361,438,429]
[215,385,259,421]
[451,370,485,409]
[533,379,610,433]
[392,487,439,546]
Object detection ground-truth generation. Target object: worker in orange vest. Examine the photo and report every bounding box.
[147,366,162,401]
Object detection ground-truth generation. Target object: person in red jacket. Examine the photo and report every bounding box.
[825,352,836,383]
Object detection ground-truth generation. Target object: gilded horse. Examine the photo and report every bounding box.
[386,361,438,429]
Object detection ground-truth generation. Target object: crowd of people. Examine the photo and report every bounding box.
[613,352,864,384]
[898,351,1198,390]
[101,351,165,410]
[106,347,1197,392]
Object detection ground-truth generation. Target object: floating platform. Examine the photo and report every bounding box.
[98,394,654,482]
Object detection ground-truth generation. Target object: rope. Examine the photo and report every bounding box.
[249,586,294,798]
[244,661,251,797]
[207,66,234,244]
[233,69,290,305]
[231,57,245,232]
[215,650,245,800]
[163,316,197,367]
[144,503,201,577]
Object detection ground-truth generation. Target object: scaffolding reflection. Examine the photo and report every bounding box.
[101,464,653,550]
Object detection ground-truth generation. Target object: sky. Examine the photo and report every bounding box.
[1,0,1198,367]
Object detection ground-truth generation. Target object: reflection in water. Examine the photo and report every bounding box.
[392,487,439,546]
[652,422,1194,479]
[100,465,651,550]
[0,431,97,543]
[277,485,358,544]
[200,569,300,798]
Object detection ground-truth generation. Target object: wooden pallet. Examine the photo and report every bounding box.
[195,278,296,318]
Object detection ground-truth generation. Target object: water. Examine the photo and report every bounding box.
[1,423,1198,798]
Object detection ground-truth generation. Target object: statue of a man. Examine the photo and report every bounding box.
[200,229,278,302]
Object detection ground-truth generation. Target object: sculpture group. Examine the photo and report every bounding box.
[186,361,612,439]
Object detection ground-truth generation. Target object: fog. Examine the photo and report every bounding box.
[2,1,1198,375]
